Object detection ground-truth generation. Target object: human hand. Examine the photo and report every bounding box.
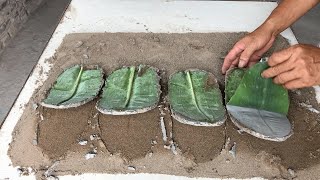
[262,44,320,89]
[222,26,276,74]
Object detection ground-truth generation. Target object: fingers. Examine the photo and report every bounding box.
[283,79,305,90]
[262,60,294,78]
[239,44,257,68]
[267,46,294,66]
[222,43,245,74]
[229,57,240,69]
[273,70,299,84]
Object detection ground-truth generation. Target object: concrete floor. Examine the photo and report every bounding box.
[0,0,71,125]
[0,1,319,125]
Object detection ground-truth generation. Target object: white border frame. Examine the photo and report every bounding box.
[0,0,301,179]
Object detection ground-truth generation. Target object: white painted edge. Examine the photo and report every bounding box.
[0,0,305,179]
[57,173,265,180]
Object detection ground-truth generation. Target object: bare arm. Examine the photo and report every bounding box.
[263,0,319,37]
[222,0,319,74]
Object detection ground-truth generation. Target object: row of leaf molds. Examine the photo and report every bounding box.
[41,62,292,142]
[41,64,226,127]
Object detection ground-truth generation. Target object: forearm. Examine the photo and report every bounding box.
[258,0,319,37]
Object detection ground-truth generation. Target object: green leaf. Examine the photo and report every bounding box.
[225,61,292,141]
[97,65,161,114]
[42,65,104,108]
[227,61,289,115]
[225,68,246,103]
[168,70,226,126]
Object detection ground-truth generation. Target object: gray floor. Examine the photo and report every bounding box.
[0,0,71,125]
[0,1,319,125]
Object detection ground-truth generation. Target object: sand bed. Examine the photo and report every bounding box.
[8,33,320,179]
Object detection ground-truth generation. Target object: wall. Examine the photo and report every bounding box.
[0,0,44,53]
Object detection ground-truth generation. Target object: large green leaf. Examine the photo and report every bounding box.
[42,65,104,108]
[168,70,226,126]
[227,61,289,115]
[226,61,292,141]
[97,65,161,115]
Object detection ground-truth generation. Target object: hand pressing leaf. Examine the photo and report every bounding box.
[227,61,289,115]
[42,65,104,108]
[225,61,292,141]
[168,70,226,126]
[96,65,161,115]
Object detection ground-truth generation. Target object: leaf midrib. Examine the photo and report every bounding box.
[59,65,84,105]
[124,66,136,108]
[186,71,211,120]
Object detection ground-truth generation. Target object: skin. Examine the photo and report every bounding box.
[222,0,320,89]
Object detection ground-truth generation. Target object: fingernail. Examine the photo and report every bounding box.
[239,60,246,68]
[261,72,266,78]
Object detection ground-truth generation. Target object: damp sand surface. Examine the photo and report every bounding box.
[8,33,320,179]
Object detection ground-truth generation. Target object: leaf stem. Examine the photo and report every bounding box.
[124,66,136,107]
[59,65,84,105]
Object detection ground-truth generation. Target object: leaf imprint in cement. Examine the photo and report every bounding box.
[225,61,292,141]
[41,65,104,109]
[168,70,226,126]
[96,65,161,115]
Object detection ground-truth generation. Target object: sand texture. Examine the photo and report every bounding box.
[8,33,320,179]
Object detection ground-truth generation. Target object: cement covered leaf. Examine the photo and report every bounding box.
[42,65,104,108]
[168,70,225,126]
[226,61,291,141]
[227,61,289,115]
[97,65,160,115]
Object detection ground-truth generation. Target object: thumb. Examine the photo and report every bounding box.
[239,45,258,68]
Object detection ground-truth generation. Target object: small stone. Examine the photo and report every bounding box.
[83,54,89,59]
[99,42,106,46]
[32,103,38,110]
[229,142,236,158]
[90,134,99,141]
[170,143,178,155]
[40,114,44,121]
[164,145,170,150]
[32,139,38,145]
[147,152,153,157]
[78,140,88,146]
[225,159,230,163]
[128,166,136,171]
[151,140,157,145]
[288,168,295,177]
[75,41,83,48]
[85,152,97,160]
